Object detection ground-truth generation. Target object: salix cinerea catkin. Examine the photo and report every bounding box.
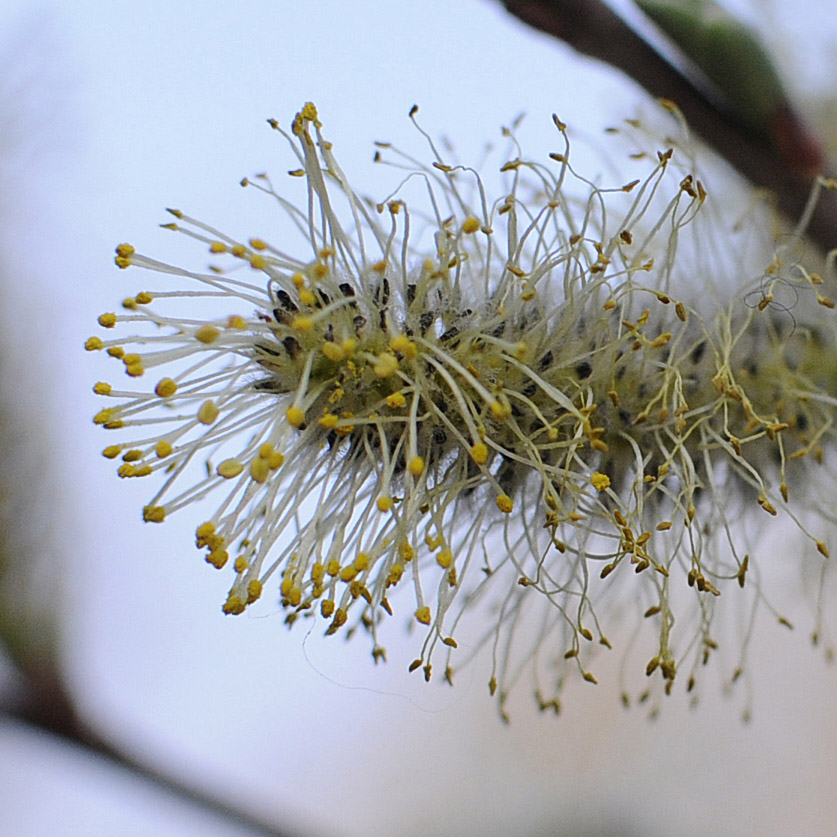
[87,102,837,718]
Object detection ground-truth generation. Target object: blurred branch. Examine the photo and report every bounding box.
[499,0,837,253]
[1,683,294,837]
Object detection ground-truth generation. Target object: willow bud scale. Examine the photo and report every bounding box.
[88,102,837,717]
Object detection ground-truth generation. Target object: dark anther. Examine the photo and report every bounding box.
[690,340,706,365]
[272,287,298,324]
[538,350,553,371]
[439,326,460,343]
[575,360,593,379]
[419,311,435,335]
[373,277,390,307]
[283,336,301,360]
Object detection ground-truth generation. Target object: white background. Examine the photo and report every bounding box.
[0,1,836,835]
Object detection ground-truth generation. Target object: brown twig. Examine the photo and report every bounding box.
[2,668,300,837]
[500,0,836,254]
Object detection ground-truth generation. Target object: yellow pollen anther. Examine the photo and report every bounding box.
[231,243,246,257]
[195,325,221,344]
[102,445,122,459]
[93,408,116,425]
[318,413,339,429]
[98,312,117,328]
[155,441,173,458]
[155,378,178,398]
[490,400,511,421]
[217,459,244,479]
[107,346,125,358]
[247,579,263,602]
[125,362,144,377]
[250,456,270,484]
[115,243,135,257]
[142,505,165,523]
[470,442,489,465]
[286,406,305,427]
[226,315,246,329]
[250,254,267,270]
[461,216,481,234]
[209,241,227,254]
[206,550,228,569]
[93,382,112,395]
[591,472,611,492]
[437,549,453,569]
[409,456,425,477]
[222,595,246,615]
[496,494,514,513]
[122,449,143,462]
[234,556,249,574]
[249,238,267,251]
[197,400,219,425]
[85,337,104,351]
[299,288,316,306]
[322,342,345,362]
[389,335,417,359]
[291,315,314,332]
[377,496,394,512]
[415,606,432,625]
[373,352,399,377]
[386,392,406,408]
[354,553,370,571]
[320,599,335,618]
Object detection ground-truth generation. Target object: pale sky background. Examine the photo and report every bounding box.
[0,1,836,835]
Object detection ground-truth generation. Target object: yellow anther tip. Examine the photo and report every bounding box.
[197,400,219,425]
[217,459,244,479]
[373,352,399,378]
[286,406,305,427]
[470,442,489,465]
[591,472,611,492]
[195,325,221,344]
[155,378,178,398]
[291,315,314,332]
[415,606,432,625]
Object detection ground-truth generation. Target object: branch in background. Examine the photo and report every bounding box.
[2,691,296,837]
[500,0,837,254]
